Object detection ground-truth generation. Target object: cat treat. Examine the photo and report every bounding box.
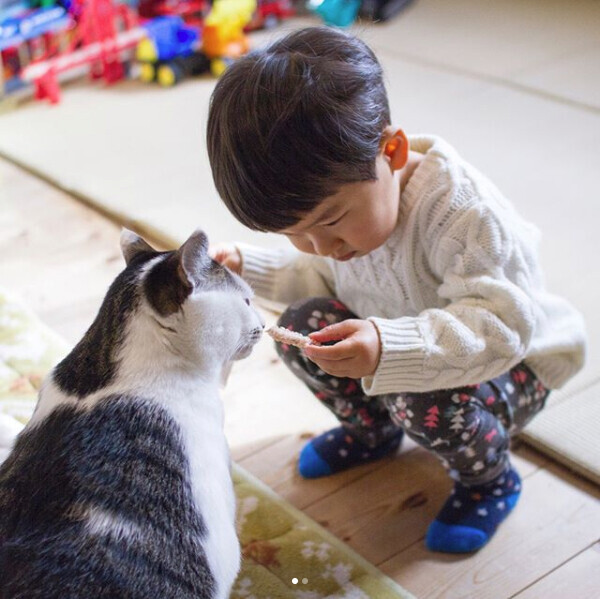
[266,326,320,349]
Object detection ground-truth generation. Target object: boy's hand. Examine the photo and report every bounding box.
[209,243,242,274]
[303,319,382,379]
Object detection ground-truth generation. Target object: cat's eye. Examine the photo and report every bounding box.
[244,298,251,305]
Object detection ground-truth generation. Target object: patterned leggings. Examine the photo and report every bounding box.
[276,297,550,485]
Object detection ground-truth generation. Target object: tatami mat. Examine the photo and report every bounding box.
[521,380,600,485]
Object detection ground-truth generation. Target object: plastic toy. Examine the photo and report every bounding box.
[0,1,73,98]
[245,0,294,32]
[137,0,210,30]
[135,16,209,86]
[307,0,361,27]
[202,0,256,76]
[308,0,414,27]
[1,0,275,102]
[2,0,143,103]
[136,0,256,86]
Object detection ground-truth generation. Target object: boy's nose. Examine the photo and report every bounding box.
[310,234,341,257]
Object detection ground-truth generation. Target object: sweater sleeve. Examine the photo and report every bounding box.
[362,202,538,395]
[237,242,336,305]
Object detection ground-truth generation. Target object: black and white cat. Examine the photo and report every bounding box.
[0,229,264,599]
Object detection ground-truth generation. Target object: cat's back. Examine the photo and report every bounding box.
[0,395,216,599]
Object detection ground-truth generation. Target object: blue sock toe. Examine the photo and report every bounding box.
[425,520,488,553]
[298,441,333,479]
[298,426,403,479]
[426,465,521,553]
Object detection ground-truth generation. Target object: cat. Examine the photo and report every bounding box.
[0,228,264,599]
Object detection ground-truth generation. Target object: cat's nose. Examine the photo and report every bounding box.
[250,327,264,341]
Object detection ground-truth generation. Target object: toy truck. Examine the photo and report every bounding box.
[136,16,209,86]
[137,0,256,84]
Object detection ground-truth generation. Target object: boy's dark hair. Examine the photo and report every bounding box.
[206,27,391,232]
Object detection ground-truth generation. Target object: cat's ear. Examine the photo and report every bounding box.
[120,229,155,265]
[177,229,212,289]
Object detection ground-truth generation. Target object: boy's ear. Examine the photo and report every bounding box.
[383,129,409,171]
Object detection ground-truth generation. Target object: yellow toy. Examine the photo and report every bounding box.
[203,0,256,76]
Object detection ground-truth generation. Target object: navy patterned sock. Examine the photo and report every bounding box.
[426,464,521,553]
[298,426,403,479]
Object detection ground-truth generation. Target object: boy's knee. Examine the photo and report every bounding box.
[277,297,356,330]
[275,297,357,369]
[389,390,483,448]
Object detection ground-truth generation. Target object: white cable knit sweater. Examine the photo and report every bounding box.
[238,135,586,395]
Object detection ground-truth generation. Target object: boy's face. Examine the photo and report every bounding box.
[280,154,400,261]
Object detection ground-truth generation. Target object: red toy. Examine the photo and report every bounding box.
[245,0,294,31]
[20,0,143,103]
[137,0,211,30]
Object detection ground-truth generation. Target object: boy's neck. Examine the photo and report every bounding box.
[400,151,425,192]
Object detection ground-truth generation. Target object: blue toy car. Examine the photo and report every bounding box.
[137,16,210,86]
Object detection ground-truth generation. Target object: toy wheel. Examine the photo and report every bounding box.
[210,58,234,78]
[139,62,156,83]
[157,63,183,87]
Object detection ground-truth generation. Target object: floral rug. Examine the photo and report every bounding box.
[0,287,414,599]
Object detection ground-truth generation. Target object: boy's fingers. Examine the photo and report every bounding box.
[208,244,242,273]
[307,354,350,367]
[304,339,353,361]
[309,320,357,342]
[308,357,355,378]
[208,245,225,261]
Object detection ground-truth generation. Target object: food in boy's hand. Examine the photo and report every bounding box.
[266,326,320,349]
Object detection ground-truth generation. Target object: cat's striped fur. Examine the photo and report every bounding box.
[0,229,264,599]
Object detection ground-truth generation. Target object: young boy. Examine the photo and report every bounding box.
[206,27,586,553]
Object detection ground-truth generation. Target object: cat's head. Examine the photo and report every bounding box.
[120,228,264,368]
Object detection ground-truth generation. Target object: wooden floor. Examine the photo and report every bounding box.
[2,157,599,598]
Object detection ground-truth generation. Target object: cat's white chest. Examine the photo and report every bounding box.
[164,383,239,599]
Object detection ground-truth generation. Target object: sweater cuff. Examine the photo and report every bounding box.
[361,317,428,396]
[236,243,284,301]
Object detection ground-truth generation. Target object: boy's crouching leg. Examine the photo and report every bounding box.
[275,297,403,478]
[385,387,510,485]
[384,374,539,553]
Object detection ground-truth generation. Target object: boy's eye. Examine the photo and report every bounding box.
[324,214,345,227]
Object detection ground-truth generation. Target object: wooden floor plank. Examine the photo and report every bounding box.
[379,465,600,599]
[0,159,124,344]
[300,446,546,567]
[512,542,600,599]
[236,427,547,512]
[235,432,549,574]
[237,429,428,504]
[304,449,453,564]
